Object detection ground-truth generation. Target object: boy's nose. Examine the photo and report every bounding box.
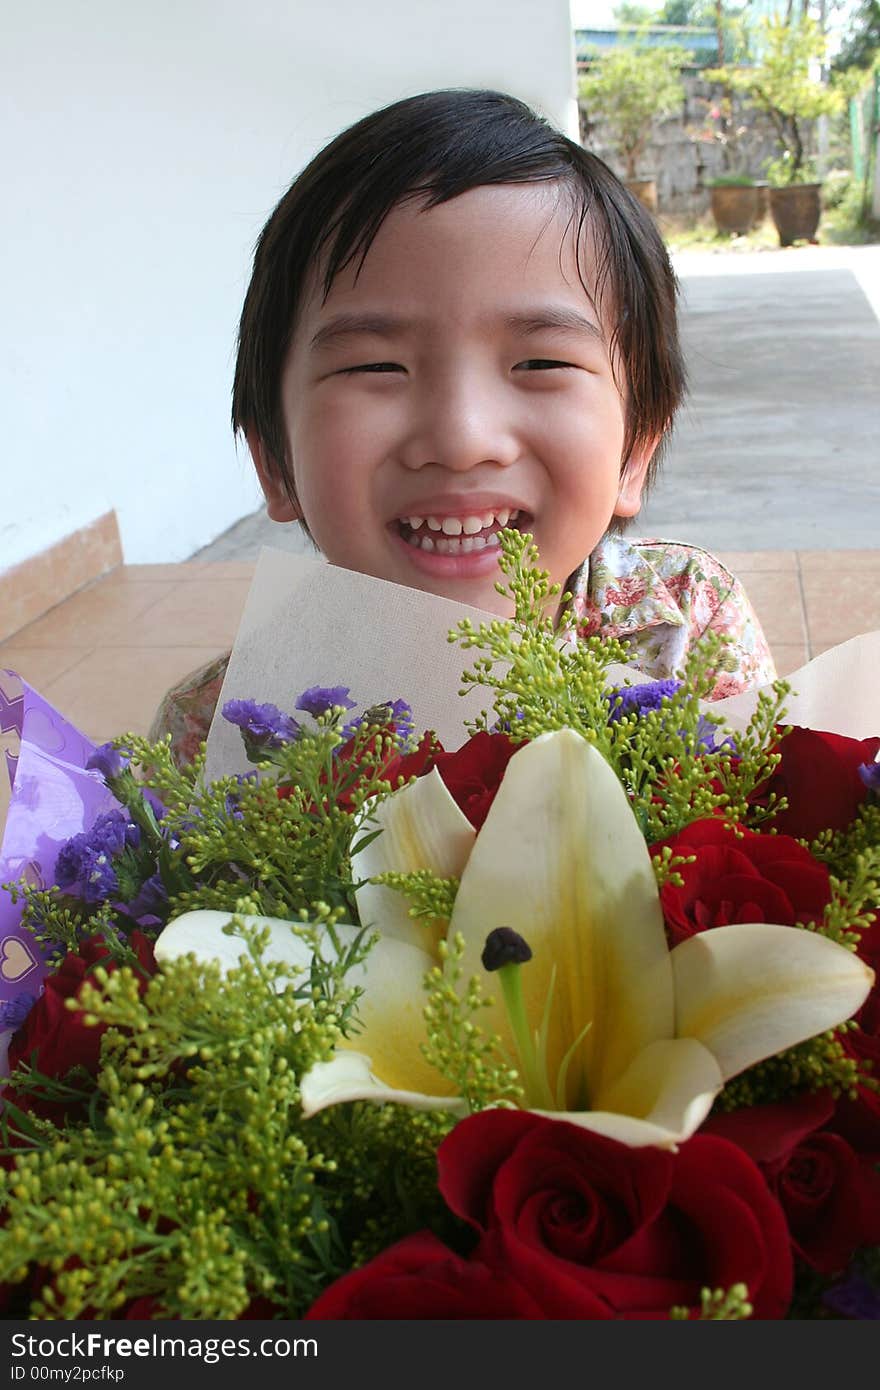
[398,374,519,473]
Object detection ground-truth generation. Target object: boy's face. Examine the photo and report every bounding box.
[254,183,657,617]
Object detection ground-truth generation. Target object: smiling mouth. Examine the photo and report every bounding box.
[395,507,528,554]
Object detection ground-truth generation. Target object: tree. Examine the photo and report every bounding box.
[705,14,844,183]
[579,42,687,179]
[833,1,880,72]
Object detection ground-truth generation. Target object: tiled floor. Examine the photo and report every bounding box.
[1,551,878,745]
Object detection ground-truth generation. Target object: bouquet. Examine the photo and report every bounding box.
[0,533,878,1321]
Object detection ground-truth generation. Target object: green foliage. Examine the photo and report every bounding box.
[579,39,687,177]
[669,1282,753,1320]
[706,16,844,184]
[0,927,454,1318]
[451,529,790,846]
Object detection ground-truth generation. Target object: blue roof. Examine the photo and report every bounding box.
[575,26,719,62]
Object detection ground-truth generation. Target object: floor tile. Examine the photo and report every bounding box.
[798,550,880,574]
[714,551,799,573]
[768,643,811,678]
[8,582,176,648]
[0,646,93,689]
[131,580,252,648]
[103,562,256,584]
[801,570,880,646]
[40,647,227,743]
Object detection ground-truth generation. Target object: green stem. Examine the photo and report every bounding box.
[496,964,555,1110]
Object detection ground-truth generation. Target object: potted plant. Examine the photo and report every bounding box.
[692,94,766,234]
[706,15,844,246]
[578,34,687,213]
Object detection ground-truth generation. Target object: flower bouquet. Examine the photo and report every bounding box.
[0,533,878,1321]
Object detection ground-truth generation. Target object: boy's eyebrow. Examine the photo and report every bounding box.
[308,306,605,353]
[309,313,405,352]
[503,308,605,342]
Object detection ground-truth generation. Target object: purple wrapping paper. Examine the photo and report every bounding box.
[0,669,115,1013]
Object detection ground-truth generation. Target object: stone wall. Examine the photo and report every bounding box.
[578,75,788,218]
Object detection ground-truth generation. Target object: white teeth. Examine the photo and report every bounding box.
[441,517,463,536]
[409,516,423,530]
[462,516,483,535]
[426,517,442,531]
[404,528,499,554]
[496,508,510,527]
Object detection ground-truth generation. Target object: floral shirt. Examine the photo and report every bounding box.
[149,535,776,767]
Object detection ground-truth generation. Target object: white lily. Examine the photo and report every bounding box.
[155,730,873,1149]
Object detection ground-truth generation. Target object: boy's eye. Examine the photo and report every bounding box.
[340,362,404,374]
[514,359,575,371]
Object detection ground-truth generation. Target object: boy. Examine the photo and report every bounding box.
[151,89,775,764]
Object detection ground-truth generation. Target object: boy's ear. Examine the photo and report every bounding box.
[246,429,301,522]
[613,438,659,519]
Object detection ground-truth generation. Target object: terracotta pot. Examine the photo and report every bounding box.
[624,177,658,214]
[752,181,770,227]
[710,184,761,235]
[769,183,822,247]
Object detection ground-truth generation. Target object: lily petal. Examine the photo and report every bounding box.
[591,1037,723,1146]
[156,909,452,1101]
[672,922,875,1081]
[300,1051,466,1118]
[353,767,476,949]
[154,909,317,981]
[453,730,673,1106]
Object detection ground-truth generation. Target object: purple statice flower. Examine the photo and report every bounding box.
[295,685,357,718]
[858,760,880,795]
[0,991,39,1031]
[694,713,738,756]
[142,787,166,820]
[223,771,258,822]
[222,699,301,748]
[606,679,683,722]
[86,742,131,781]
[55,810,140,901]
[822,1270,880,1320]
[126,871,168,925]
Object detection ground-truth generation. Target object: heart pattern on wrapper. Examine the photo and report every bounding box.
[0,936,40,983]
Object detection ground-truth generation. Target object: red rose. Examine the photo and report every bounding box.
[433,732,520,829]
[653,819,831,947]
[305,1232,543,1319]
[751,726,880,842]
[703,1093,880,1276]
[437,1110,792,1319]
[7,931,157,1085]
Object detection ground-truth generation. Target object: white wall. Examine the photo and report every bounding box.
[2,0,577,571]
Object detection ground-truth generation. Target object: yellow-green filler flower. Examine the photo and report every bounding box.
[155,731,873,1148]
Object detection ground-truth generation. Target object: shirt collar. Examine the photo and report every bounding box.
[564,534,686,637]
